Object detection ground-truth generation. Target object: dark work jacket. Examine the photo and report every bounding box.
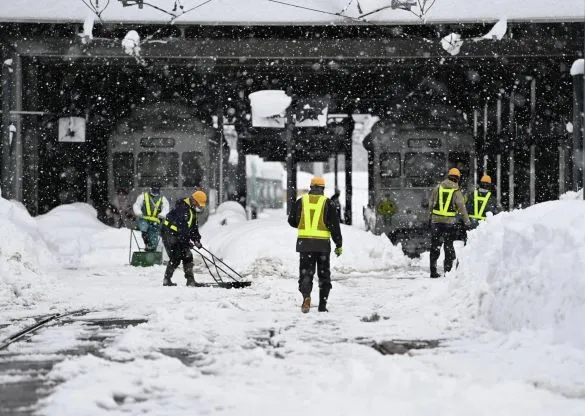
[287,190,343,253]
[162,199,201,244]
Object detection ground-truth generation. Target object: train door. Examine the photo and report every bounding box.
[181,151,204,188]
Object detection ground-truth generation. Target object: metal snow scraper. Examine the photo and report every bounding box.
[192,247,251,289]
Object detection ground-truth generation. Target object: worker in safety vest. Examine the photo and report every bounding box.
[160,190,207,287]
[466,175,500,230]
[288,176,343,313]
[428,168,471,278]
[133,183,170,252]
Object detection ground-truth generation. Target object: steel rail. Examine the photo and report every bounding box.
[0,309,89,351]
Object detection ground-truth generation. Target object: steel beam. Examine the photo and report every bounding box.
[8,37,582,63]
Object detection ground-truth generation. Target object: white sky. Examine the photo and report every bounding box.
[1,178,585,414]
[1,0,583,24]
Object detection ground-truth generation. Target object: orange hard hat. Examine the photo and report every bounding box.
[480,175,492,184]
[448,168,461,177]
[192,190,207,207]
[310,176,326,187]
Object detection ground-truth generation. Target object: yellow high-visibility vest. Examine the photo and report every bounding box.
[143,192,162,223]
[432,186,457,217]
[298,194,331,240]
[469,190,492,220]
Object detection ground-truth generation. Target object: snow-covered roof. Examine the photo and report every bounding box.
[1,0,583,25]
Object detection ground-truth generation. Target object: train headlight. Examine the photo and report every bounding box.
[376,199,397,216]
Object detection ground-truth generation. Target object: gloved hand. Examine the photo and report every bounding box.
[334,246,343,257]
[190,240,202,249]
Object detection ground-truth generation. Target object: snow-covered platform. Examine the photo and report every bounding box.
[1,199,585,415]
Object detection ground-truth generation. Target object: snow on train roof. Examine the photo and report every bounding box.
[1,0,583,24]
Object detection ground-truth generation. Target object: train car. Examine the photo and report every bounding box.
[363,104,475,256]
[106,101,217,227]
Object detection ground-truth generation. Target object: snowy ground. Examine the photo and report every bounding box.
[1,196,585,415]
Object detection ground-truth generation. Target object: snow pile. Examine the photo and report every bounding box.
[0,198,57,307]
[570,59,584,76]
[450,200,585,349]
[206,201,248,229]
[560,188,583,200]
[35,203,115,268]
[122,30,140,57]
[201,213,408,278]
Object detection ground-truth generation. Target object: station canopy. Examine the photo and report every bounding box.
[0,0,583,24]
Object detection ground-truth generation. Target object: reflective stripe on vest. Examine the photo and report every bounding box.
[163,198,194,233]
[469,190,492,220]
[143,192,162,223]
[432,186,457,217]
[298,194,331,240]
[163,219,177,232]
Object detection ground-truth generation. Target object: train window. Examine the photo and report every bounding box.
[182,152,204,188]
[379,152,401,178]
[112,152,134,189]
[404,152,446,187]
[137,152,179,187]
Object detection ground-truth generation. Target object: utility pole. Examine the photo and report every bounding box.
[285,103,296,214]
[1,58,13,199]
[572,57,584,195]
[217,91,224,205]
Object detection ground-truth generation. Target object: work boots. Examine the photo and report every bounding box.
[301,297,311,313]
[184,262,199,287]
[163,265,177,286]
[162,277,177,286]
[430,266,440,279]
[318,288,330,312]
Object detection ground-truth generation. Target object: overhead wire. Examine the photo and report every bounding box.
[266,0,367,23]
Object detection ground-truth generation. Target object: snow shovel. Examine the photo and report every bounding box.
[129,229,162,267]
[191,247,251,289]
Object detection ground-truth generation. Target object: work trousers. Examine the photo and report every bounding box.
[138,218,161,251]
[298,252,332,298]
[161,230,194,280]
[430,222,457,273]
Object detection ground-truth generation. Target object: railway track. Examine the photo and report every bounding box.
[0,309,90,351]
[0,310,148,416]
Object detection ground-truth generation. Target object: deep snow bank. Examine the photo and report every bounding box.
[35,203,119,268]
[0,201,125,309]
[560,188,583,200]
[0,198,56,307]
[200,211,409,278]
[451,200,585,348]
